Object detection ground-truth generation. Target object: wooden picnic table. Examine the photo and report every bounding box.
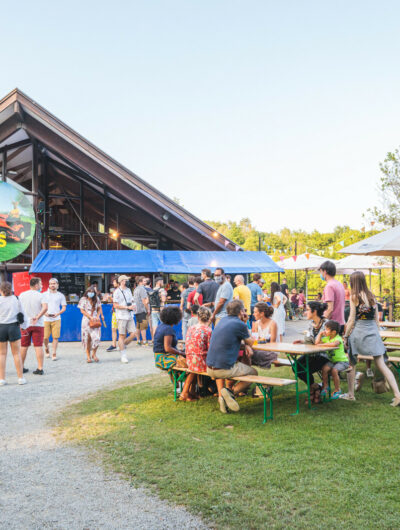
[255,342,336,414]
[379,321,400,328]
[380,330,400,339]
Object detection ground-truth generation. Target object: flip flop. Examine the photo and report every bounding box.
[86,359,92,363]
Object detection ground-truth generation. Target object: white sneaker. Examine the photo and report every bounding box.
[339,393,356,401]
[0,379,6,386]
[366,368,374,378]
[18,378,27,385]
[121,353,129,364]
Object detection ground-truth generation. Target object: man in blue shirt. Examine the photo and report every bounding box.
[207,300,257,413]
[212,268,233,325]
[247,273,263,322]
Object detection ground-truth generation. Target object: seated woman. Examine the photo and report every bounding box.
[292,301,330,402]
[250,302,279,368]
[153,306,196,401]
[183,306,213,401]
[153,306,183,370]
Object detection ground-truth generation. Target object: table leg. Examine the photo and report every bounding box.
[289,354,315,414]
[288,354,300,416]
[256,384,273,423]
[171,370,187,401]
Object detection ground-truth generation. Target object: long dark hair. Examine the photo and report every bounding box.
[350,271,375,307]
[270,282,281,303]
[307,301,327,318]
[84,287,99,310]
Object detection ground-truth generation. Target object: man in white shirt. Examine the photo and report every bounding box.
[112,275,136,363]
[43,278,67,361]
[19,277,48,375]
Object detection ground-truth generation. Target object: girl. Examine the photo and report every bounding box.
[270,282,287,341]
[342,271,400,406]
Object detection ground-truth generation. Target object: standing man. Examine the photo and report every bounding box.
[194,268,219,308]
[113,275,135,363]
[19,277,48,375]
[187,276,203,309]
[43,278,67,361]
[319,260,345,333]
[212,268,233,325]
[148,276,167,339]
[180,277,195,342]
[233,275,252,316]
[131,276,151,346]
[247,273,263,321]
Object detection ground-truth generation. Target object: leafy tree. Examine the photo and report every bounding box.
[367,148,400,226]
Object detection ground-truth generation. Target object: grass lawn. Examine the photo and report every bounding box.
[58,365,400,529]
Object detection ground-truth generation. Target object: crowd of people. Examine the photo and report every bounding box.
[1,263,399,411]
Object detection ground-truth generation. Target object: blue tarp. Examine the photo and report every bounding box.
[30,250,283,274]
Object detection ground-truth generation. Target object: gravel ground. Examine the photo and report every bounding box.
[0,320,306,530]
[0,341,208,529]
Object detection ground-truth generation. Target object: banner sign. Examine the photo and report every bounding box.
[0,181,36,262]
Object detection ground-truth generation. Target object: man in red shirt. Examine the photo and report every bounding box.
[187,276,203,308]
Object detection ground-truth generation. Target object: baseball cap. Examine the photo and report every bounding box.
[117,275,131,282]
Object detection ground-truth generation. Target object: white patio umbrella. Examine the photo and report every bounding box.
[340,225,400,256]
[335,255,393,287]
[280,253,331,300]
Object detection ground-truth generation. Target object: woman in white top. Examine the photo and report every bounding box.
[0,282,27,385]
[270,282,287,342]
[251,302,279,368]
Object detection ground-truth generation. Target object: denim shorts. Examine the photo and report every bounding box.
[326,361,350,372]
[0,322,21,343]
[151,311,161,328]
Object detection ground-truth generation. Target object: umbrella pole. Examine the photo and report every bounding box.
[379,269,382,298]
[305,269,308,301]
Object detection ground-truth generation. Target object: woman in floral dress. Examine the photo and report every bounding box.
[78,287,105,363]
[185,306,212,373]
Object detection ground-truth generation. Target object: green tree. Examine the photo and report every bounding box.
[367,148,400,226]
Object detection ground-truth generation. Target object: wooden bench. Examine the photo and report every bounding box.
[357,354,400,379]
[381,342,400,351]
[170,366,295,423]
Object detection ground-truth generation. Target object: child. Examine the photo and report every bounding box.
[187,304,199,328]
[316,320,349,399]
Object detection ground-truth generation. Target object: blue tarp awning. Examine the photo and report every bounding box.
[30,250,283,274]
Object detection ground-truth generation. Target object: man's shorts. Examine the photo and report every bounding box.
[135,312,148,331]
[44,320,61,340]
[0,322,21,343]
[325,361,350,372]
[117,318,136,335]
[21,326,44,347]
[207,361,257,379]
[151,311,161,328]
[111,311,117,330]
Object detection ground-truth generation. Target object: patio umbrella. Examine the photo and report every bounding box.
[340,225,400,256]
[280,253,330,300]
[335,255,393,287]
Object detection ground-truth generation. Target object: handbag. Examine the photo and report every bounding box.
[371,377,390,394]
[15,296,24,325]
[89,305,102,328]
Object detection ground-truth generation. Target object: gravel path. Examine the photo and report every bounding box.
[0,341,208,529]
[0,321,305,529]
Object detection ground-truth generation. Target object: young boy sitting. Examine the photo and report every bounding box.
[316,319,350,400]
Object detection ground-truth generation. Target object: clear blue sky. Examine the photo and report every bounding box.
[2,1,400,233]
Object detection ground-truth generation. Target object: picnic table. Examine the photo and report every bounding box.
[254,342,336,415]
[379,321,400,328]
[380,330,400,339]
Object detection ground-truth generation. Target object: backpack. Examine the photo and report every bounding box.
[149,288,161,308]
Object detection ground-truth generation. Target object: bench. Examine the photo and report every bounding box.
[170,366,296,423]
[381,342,400,351]
[357,354,400,379]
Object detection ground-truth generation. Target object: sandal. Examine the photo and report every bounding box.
[86,359,92,363]
[179,395,197,402]
[92,355,99,362]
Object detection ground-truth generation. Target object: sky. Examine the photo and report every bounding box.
[1,0,400,233]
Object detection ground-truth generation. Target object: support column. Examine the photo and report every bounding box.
[1,149,7,181]
[79,182,84,250]
[31,139,39,260]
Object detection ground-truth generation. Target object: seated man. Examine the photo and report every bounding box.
[207,300,257,413]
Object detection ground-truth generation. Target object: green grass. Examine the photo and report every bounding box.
[58,367,400,529]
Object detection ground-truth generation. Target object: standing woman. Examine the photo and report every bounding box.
[78,287,105,363]
[0,282,27,385]
[270,282,286,342]
[342,271,400,405]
